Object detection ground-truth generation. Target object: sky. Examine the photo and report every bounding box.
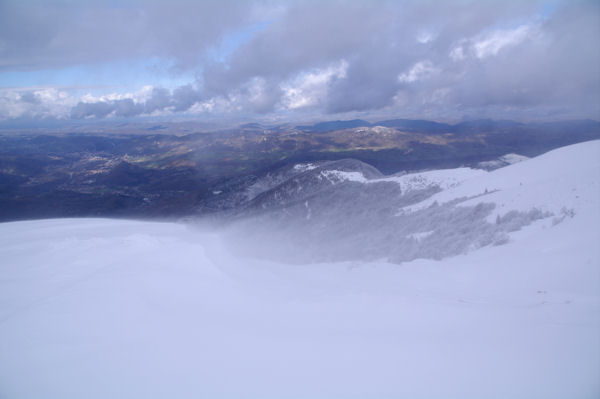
[0,0,599,125]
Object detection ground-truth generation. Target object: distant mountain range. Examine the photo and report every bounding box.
[295,118,600,134]
[0,118,599,221]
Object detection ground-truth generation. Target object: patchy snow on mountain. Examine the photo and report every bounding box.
[0,141,599,399]
[293,162,319,172]
[376,167,486,192]
[320,169,369,183]
[316,165,484,191]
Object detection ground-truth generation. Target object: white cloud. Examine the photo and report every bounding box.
[187,99,216,114]
[472,24,536,59]
[449,41,467,61]
[79,86,152,104]
[281,60,348,110]
[449,23,541,63]
[0,88,77,120]
[398,61,439,83]
[416,30,436,44]
[246,77,271,109]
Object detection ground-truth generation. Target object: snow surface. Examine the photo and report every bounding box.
[377,167,486,192]
[500,153,530,164]
[478,153,530,170]
[1,141,599,399]
[403,140,600,223]
[319,166,485,191]
[320,169,369,183]
[293,162,319,172]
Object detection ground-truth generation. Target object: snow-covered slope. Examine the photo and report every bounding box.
[477,153,530,170]
[222,141,599,264]
[404,140,600,219]
[0,141,599,399]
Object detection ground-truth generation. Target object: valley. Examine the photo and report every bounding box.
[1,118,598,221]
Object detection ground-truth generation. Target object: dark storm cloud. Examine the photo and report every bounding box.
[70,100,114,119]
[18,91,41,104]
[172,84,203,112]
[114,98,144,118]
[143,87,172,114]
[1,0,598,121]
[202,0,598,118]
[200,1,544,108]
[69,85,204,119]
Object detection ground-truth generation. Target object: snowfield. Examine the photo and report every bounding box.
[1,141,599,399]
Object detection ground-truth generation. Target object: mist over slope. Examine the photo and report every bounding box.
[218,140,598,264]
[0,141,599,399]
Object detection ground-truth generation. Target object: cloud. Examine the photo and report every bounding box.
[281,60,348,110]
[143,87,172,114]
[172,84,203,112]
[472,24,536,59]
[0,88,75,120]
[0,0,256,72]
[0,0,598,122]
[398,61,439,83]
[69,85,206,119]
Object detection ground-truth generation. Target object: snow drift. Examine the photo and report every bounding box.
[0,141,599,399]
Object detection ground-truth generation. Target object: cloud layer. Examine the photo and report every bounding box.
[1,0,598,122]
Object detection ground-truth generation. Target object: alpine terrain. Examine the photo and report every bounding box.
[0,140,599,399]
